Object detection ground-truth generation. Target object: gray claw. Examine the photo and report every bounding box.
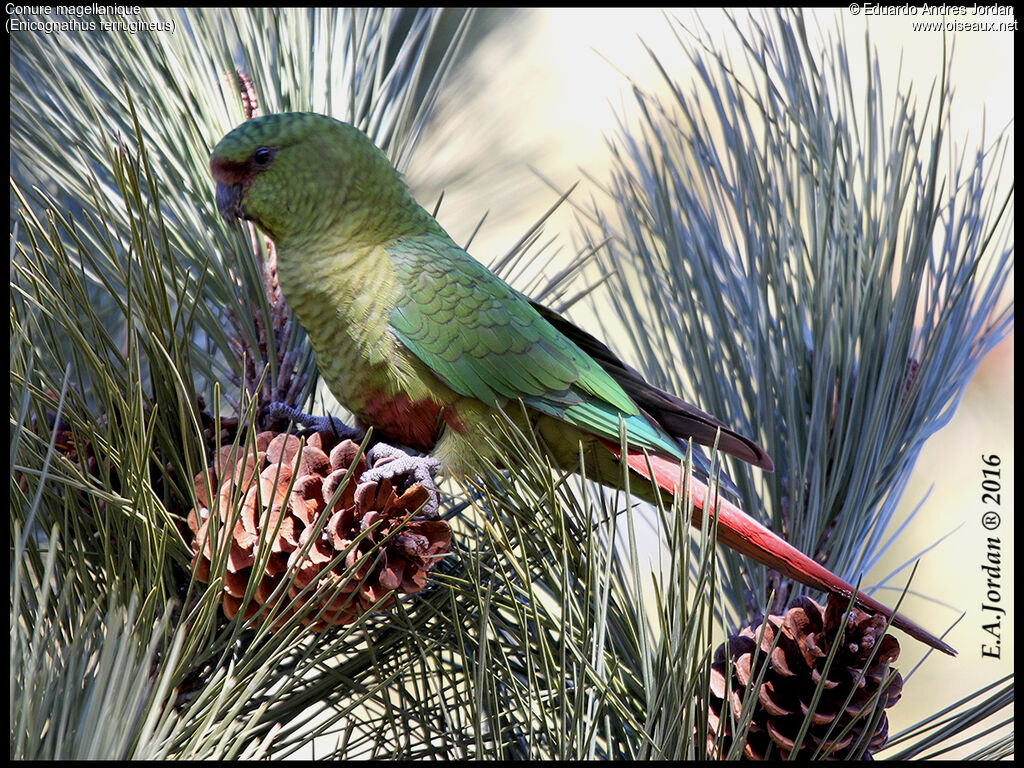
[262,402,363,441]
[362,443,442,517]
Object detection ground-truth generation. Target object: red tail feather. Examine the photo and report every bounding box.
[602,441,956,656]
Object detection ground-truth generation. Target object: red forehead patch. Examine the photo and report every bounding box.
[209,155,251,186]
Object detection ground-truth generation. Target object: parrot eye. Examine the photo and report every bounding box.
[251,146,276,169]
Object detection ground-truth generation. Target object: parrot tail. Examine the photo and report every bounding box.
[603,441,957,656]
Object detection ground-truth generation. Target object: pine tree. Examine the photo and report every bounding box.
[10,8,1012,760]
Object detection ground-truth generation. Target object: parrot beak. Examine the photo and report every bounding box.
[215,182,249,223]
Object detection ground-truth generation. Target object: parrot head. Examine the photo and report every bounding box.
[210,112,416,246]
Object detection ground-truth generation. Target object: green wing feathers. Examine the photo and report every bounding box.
[386,237,681,456]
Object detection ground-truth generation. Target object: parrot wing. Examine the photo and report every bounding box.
[386,238,682,457]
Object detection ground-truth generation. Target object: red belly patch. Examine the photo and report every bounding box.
[361,391,466,452]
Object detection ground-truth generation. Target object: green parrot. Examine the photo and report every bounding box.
[211,112,953,655]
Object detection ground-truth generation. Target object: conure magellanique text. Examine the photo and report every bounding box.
[211,112,954,655]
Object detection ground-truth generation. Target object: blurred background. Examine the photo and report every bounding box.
[408,7,1014,744]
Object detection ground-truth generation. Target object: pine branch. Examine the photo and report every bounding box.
[584,8,1012,623]
[577,7,1012,758]
[10,8,475,759]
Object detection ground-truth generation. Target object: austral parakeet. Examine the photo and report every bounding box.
[211,112,954,655]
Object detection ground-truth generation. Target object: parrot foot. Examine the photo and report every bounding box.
[260,401,364,442]
[363,442,442,519]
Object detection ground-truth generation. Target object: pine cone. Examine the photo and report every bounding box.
[188,429,450,632]
[707,595,903,760]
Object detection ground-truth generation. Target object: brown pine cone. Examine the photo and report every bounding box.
[707,595,903,760]
[188,429,450,632]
